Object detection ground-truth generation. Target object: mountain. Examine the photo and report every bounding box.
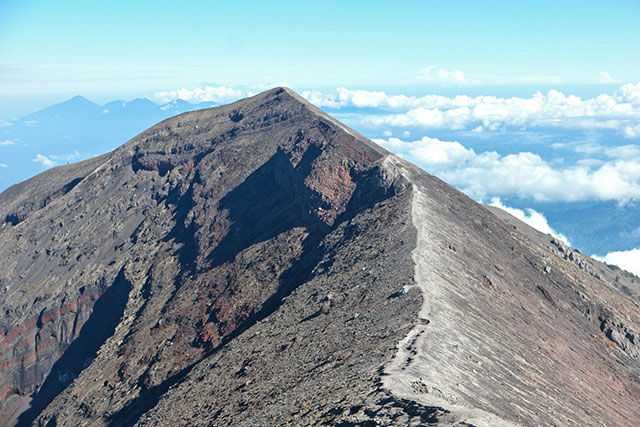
[21,95,104,125]
[0,96,217,192]
[21,96,211,125]
[1,88,639,426]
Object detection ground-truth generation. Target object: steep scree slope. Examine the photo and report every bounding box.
[0,88,639,426]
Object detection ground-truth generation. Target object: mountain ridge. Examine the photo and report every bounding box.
[1,88,639,426]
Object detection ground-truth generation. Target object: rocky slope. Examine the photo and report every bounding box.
[1,88,639,426]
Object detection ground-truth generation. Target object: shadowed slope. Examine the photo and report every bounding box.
[0,88,639,426]
[0,88,389,426]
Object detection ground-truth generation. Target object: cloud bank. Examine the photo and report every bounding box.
[417,66,466,85]
[375,136,640,202]
[144,83,640,140]
[489,198,570,245]
[415,67,562,86]
[151,85,243,104]
[597,71,621,84]
[32,151,83,168]
[303,83,640,138]
[33,154,56,167]
[593,249,640,277]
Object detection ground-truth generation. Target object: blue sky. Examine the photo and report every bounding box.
[1,0,639,114]
[1,1,640,273]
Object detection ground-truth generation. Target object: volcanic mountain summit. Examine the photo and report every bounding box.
[1,88,639,426]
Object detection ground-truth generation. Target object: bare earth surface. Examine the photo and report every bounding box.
[0,88,639,426]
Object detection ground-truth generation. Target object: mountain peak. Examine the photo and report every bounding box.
[63,95,101,109]
[119,87,388,163]
[2,90,640,427]
[127,97,157,106]
[69,95,91,103]
[23,95,102,121]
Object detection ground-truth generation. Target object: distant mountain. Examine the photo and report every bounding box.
[1,88,639,426]
[0,96,217,192]
[22,95,104,124]
[102,98,159,116]
[2,94,640,259]
[158,99,217,113]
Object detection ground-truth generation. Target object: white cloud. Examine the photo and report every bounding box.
[150,85,243,104]
[246,82,291,96]
[417,66,466,85]
[593,249,640,277]
[577,158,604,167]
[555,142,640,159]
[415,66,563,86]
[597,71,621,84]
[33,154,56,168]
[617,82,640,105]
[303,87,420,109]
[49,150,82,163]
[0,139,16,146]
[363,89,640,136]
[31,151,84,169]
[489,197,570,245]
[0,119,13,127]
[303,83,640,138]
[471,74,563,85]
[604,145,640,159]
[375,136,640,202]
[0,163,7,168]
[623,124,640,138]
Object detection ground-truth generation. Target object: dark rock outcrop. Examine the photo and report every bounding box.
[0,88,639,426]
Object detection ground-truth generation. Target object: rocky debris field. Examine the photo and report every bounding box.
[0,88,639,426]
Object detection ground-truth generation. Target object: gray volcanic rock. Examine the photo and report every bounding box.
[486,204,640,302]
[1,88,639,426]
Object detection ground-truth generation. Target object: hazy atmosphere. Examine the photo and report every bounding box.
[2,3,640,426]
[2,0,639,271]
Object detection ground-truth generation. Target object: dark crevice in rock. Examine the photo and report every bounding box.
[328,395,458,426]
[207,148,327,269]
[164,176,200,274]
[157,173,202,314]
[335,164,405,226]
[599,314,640,358]
[4,213,25,226]
[106,359,198,427]
[61,177,83,195]
[17,268,132,427]
[229,111,243,123]
[40,177,85,209]
[3,176,85,227]
[294,141,323,177]
[119,273,154,351]
[107,227,328,427]
[107,165,401,426]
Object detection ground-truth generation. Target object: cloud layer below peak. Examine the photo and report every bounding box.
[593,249,640,277]
[145,82,640,140]
[375,136,640,202]
[303,83,640,139]
[489,198,570,245]
[150,86,243,104]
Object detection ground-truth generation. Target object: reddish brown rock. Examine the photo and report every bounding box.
[0,88,638,427]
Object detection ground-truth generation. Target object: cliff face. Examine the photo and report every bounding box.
[0,88,639,426]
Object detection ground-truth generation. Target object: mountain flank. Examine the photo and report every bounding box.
[0,88,639,426]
